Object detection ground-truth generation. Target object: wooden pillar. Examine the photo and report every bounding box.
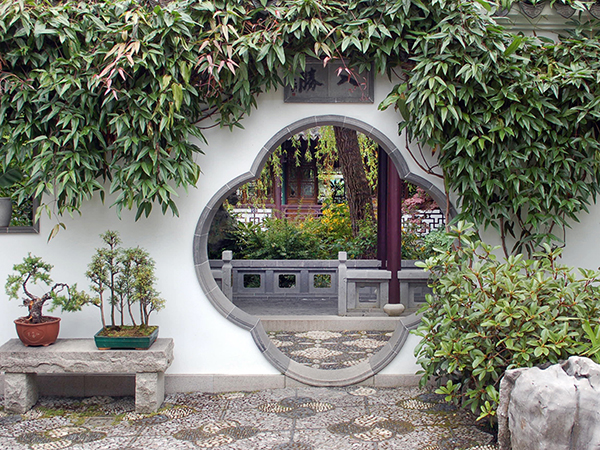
[377,148,388,269]
[386,161,402,304]
[274,164,282,219]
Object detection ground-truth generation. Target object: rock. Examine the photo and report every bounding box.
[498,356,600,450]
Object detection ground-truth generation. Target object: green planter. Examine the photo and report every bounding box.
[94,326,159,350]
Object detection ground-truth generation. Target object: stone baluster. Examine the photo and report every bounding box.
[222,250,233,301]
[337,251,347,316]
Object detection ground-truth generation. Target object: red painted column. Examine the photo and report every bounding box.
[274,168,282,219]
[386,162,402,304]
[377,148,388,269]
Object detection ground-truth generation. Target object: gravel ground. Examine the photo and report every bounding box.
[0,387,497,450]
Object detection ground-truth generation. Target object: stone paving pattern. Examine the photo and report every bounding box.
[268,330,393,370]
[0,386,497,449]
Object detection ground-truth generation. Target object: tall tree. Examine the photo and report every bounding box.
[333,127,375,238]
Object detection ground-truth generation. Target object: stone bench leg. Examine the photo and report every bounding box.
[135,372,165,414]
[4,373,38,414]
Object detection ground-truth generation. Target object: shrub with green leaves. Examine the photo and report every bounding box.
[231,217,321,260]
[301,201,377,259]
[402,226,453,260]
[228,202,379,260]
[414,222,600,423]
[228,201,447,260]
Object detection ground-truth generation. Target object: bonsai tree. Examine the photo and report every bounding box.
[57,230,165,335]
[5,254,87,323]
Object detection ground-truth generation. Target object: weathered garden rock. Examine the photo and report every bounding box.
[498,356,600,450]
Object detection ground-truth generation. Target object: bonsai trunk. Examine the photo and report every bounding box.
[128,300,137,327]
[24,296,48,323]
[22,282,67,324]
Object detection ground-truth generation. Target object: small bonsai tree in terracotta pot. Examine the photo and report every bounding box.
[5,254,87,346]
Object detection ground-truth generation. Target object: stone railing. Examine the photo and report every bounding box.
[211,252,432,315]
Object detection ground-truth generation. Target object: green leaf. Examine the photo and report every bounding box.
[473,0,492,12]
[172,83,183,111]
[0,168,23,188]
[274,45,286,65]
[504,36,522,57]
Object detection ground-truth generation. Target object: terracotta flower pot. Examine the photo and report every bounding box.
[14,316,61,346]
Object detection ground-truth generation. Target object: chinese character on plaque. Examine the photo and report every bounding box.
[284,60,374,103]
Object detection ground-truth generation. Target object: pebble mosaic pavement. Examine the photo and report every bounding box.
[267,330,393,370]
[0,386,498,450]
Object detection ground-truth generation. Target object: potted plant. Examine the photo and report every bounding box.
[5,254,86,346]
[0,167,23,227]
[56,230,165,349]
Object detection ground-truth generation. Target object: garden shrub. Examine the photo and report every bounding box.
[229,202,379,260]
[420,229,454,259]
[301,201,354,258]
[414,222,600,423]
[228,200,448,261]
[402,226,453,260]
[301,202,378,259]
[231,217,321,260]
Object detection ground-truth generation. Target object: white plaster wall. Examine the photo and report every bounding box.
[1,74,442,377]
[477,204,600,271]
[380,333,422,376]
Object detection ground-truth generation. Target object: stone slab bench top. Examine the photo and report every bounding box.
[0,338,174,374]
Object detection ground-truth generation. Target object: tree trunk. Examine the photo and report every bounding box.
[333,127,375,237]
[24,296,47,323]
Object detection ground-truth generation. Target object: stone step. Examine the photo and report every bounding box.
[258,315,402,332]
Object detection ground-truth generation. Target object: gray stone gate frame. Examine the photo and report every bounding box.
[193,115,450,386]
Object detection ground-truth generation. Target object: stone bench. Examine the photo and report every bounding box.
[0,338,174,414]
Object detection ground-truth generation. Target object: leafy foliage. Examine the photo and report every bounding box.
[414,222,600,422]
[0,168,22,189]
[401,227,453,260]
[228,202,378,260]
[1,0,599,249]
[227,200,446,260]
[0,0,454,224]
[382,7,600,254]
[231,217,321,260]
